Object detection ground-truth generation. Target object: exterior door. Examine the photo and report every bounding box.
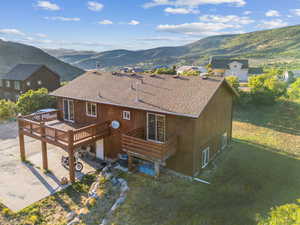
[63,99,74,122]
[96,139,104,160]
[147,113,166,143]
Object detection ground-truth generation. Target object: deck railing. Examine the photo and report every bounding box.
[121,128,177,162]
[19,111,111,148]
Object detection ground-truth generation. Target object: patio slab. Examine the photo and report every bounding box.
[0,121,96,212]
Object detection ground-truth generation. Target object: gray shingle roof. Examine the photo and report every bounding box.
[0,64,43,80]
[51,71,237,118]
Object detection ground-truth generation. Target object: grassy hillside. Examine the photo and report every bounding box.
[0,40,84,81]
[55,25,300,70]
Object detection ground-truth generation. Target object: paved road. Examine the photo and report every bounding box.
[0,121,95,212]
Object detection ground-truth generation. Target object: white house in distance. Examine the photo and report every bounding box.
[176,66,207,75]
[210,57,249,81]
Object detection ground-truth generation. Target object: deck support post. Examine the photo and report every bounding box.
[18,118,26,161]
[40,123,48,170]
[154,162,160,177]
[67,130,75,183]
[128,154,133,171]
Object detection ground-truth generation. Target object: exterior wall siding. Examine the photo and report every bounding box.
[193,83,233,175]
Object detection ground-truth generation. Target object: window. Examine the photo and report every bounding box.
[221,132,228,150]
[0,79,3,87]
[122,111,131,120]
[63,99,74,122]
[26,81,31,86]
[5,80,10,88]
[38,80,42,85]
[202,147,210,168]
[147,113,166,143]
[86,102,97,117]
[14,81,20,90]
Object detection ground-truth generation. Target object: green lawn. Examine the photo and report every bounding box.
[1,100,300,225]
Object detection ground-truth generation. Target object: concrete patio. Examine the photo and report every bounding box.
[0,122,96,212]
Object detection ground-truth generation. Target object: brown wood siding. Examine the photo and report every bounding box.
[193,83,233,175]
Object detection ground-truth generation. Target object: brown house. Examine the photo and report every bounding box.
[0,64,60,101]
[18,71,238,183]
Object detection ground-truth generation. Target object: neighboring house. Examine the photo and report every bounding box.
[0,64,60,101]
[283,70,300,82]
[176,66,207,75]
[18,71,238,183]
[210,57,249,81]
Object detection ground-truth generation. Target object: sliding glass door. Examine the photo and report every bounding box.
[63,99,74,122]
[147,113,166,143]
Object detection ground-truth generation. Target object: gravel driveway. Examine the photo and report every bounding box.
[0,121,95,212]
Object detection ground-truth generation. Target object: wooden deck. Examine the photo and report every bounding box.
[121,128,178,164]
[19,110,111,149]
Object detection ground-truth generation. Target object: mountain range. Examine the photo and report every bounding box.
[0,39,84,81]
[44,25,300,71]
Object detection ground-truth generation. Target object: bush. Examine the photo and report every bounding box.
[226,76,240,91]
[181,70,200,76]
[0,100,17,121]
[257,200,300,225]
[288,78,300,99]
[16,88,56,115]
[155,68,176,75]
[1,207,12,217]
[248,73,287,105]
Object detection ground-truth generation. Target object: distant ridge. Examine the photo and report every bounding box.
[46,25,300,70]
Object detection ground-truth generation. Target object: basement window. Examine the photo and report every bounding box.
[86,102,97,117]
[201,147,210,168]
[122,111,131,120]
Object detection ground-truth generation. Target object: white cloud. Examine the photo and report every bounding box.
[164,7,199,14]
[128,20,140,25]
[157,22,240,35]
[144,0,246,8]
[257,19,288,29]
[0,29,25,36]
[265,10,280,17]
[35,33,48,38]
[199,14,254,24]
[36,1,60,11]
[44,16,81,21]
[99,20,113,24]
[243,10,251,15]
[87,1,104,11]
[290,9,300,16]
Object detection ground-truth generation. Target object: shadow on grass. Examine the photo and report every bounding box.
[111,139,300,225]
[234,100,300,136]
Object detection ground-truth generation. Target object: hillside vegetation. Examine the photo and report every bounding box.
[51,25,300,70]
[0,40,84,81]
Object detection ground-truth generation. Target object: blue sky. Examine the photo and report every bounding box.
[0,0,299,51]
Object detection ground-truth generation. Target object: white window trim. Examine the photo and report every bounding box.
[38,80,42,85]
[122,111,131,120]
[14,81,20,90]
[146,112,166,144]
[86,102,97,117]
[202,147,210,168]
[26,81,31,86]
[6,80,10,88]
[63,99,74,122]
[221,132,228,150]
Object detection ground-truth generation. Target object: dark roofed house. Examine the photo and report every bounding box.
[18,71,238,182]
[0,64,60,101]
[209,57,249,81]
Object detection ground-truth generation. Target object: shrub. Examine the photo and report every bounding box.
[16,88,56,115]
[0,100,17,121]
[1,207,12,217]
[257,200,300,225]
[27,215,40,224]
[226,76,240,91]
[155,68,176,75]
[288,78,300,99]
[181,70,200,76]
[248,73,287,105]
